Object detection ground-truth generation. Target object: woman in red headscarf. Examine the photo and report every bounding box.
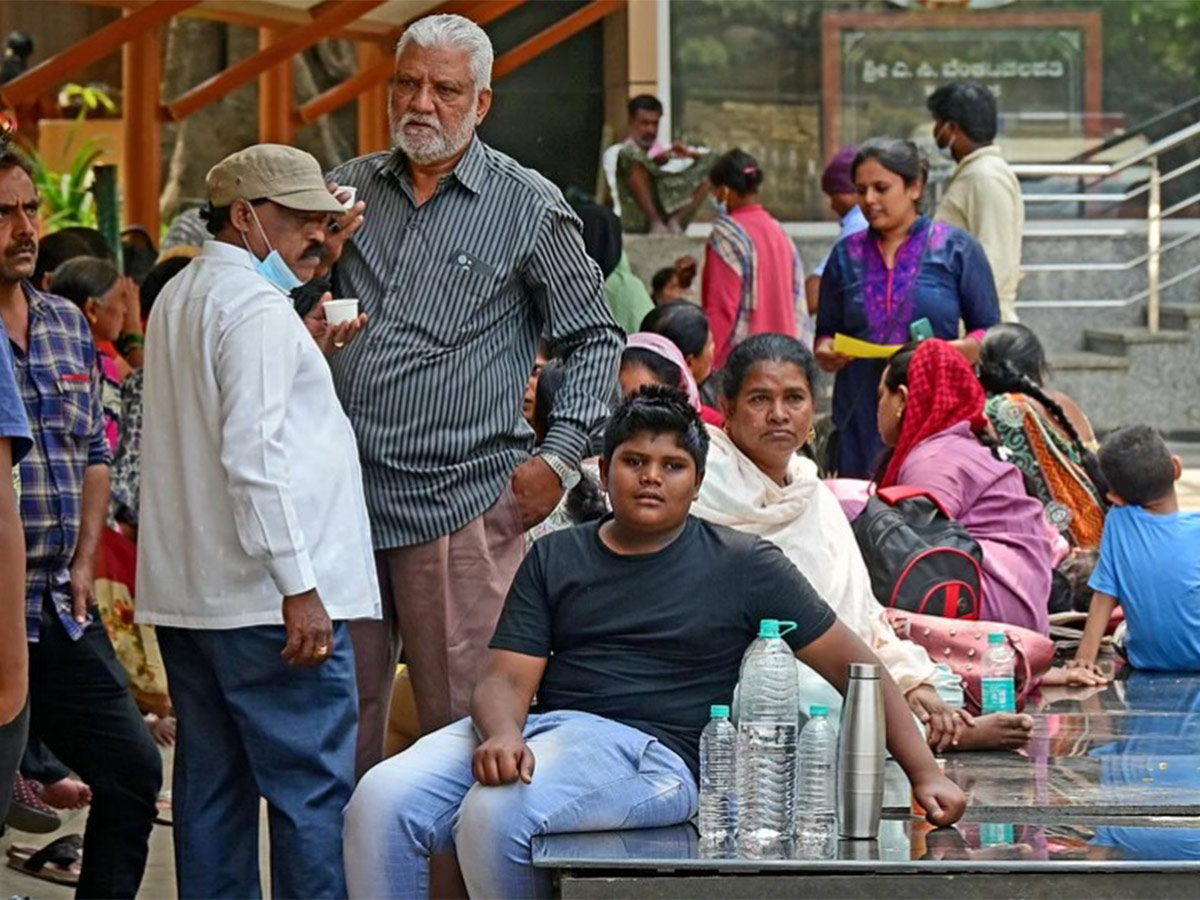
[876,339,1056,634]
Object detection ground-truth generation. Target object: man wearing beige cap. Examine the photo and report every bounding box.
[137,144,379,899]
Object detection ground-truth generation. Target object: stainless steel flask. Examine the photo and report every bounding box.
[837,662,885,839]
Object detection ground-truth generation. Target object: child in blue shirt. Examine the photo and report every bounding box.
[1075,425,1200,671]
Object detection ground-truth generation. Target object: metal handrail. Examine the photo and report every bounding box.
[1008,118,1200,330]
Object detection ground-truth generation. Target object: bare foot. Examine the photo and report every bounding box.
[39,777,92,810]
[945,713,1034,752]
[648,219,671,235]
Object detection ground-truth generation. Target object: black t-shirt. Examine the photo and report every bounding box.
[490,515,837,777]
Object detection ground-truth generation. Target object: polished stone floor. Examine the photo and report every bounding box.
[536,665,1200,878]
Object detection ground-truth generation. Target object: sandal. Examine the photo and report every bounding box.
[6,775,62,834]
[6,833,83,886]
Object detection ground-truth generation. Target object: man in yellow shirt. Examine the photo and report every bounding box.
[929,82,1024,323]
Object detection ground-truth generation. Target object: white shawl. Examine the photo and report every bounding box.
[693,427,937,693]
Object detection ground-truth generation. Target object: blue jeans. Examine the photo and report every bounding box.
[343,710,697,899]
[157,624,358,899]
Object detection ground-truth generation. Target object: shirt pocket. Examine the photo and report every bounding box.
[53,373,94,440]
[394,251,504,349]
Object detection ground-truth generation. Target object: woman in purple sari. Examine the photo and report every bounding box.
[815,139,1000,477]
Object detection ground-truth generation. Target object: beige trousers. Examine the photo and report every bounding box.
[349,486,526,781]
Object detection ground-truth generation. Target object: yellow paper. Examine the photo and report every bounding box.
[833,333,904,359]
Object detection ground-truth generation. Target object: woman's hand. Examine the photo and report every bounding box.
[1043,664,1110,688]
[814,337,854,373]
[908,684,973,752]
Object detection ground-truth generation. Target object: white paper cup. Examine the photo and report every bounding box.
[324,298,359,326]
[334,185,357,210]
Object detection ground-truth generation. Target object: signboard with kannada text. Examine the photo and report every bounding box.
[821,11,1102,162]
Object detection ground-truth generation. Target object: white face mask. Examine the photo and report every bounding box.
[240,205,302,294]
[935,122,956,162]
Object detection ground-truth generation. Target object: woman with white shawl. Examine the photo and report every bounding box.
[693,334,1034,752]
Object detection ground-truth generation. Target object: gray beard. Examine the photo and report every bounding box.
[390,107,476,165]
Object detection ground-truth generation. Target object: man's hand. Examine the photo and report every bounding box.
[473,733,535,786]
[281,589,334,667]
[908,684,973,753]
[511,456,565,530]
[912,770,967,827]
[814,337,854,373]
[315,182,366,278]
[67,557,95,625]
[304,293,368,357]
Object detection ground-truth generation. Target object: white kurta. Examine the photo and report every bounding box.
[137,241,380,629]
[693,427,937,693]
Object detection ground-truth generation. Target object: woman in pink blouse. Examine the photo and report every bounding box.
[876,339,1056,634]
[702,150,809,370]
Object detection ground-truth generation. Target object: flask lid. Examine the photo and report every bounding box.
[810,704,829,717]
[710,705,730,718]
[988,632,1006,644]
[848,662,880,679]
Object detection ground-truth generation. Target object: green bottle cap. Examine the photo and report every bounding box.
[758,619,798,638]
[988,632,1006,644]
[810,705,829,717]
[711,705,730,719]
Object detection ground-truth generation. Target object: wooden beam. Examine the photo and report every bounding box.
[294,0,525,126]
[0,0,199,108]
[493,0,624,81]
[75,0,398,42]
[122,16,163,236]
[162,0,388,122]
[258,27,295,144]
[356,41,390,154]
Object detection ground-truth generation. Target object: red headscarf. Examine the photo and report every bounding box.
[880,339,988,488]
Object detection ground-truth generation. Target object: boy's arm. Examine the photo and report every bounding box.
[1073,591,1118,669]
[796,620,966,827]
[470,649,547,787]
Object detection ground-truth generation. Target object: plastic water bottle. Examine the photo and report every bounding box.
[736,619,800,856]
[981,632,1017,713]
[698,705,738,848]
[796,704,837,835]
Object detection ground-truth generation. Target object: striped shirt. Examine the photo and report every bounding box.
[328,138,623,548]
[8,283,110,642]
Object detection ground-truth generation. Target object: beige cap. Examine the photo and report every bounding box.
[206,144,344,214]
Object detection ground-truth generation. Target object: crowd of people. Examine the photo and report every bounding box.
[0,10,1196,900]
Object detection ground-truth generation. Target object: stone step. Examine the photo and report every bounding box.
[1083,327,1192,357]
[1048,351,1132,373]
[1160,303,1200,332]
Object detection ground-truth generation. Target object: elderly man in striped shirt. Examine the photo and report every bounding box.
[325,13,623,778]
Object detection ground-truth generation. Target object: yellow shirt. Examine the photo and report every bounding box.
[935,145,1024,323]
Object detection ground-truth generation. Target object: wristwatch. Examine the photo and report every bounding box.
[537,451,581,491]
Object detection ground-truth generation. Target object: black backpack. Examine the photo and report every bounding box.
[851,486,984,619]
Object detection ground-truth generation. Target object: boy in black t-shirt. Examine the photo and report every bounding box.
[343,387,966,899]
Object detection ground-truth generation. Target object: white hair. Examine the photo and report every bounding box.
[396,14,494,92]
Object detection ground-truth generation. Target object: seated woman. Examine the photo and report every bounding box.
[693,334,1032,751]
[638,302,722,425]
[978,324,1106,550]
[876,339,1056,634]
[619,331,715,418]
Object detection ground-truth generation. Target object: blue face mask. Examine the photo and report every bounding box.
[241,206,303,294]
